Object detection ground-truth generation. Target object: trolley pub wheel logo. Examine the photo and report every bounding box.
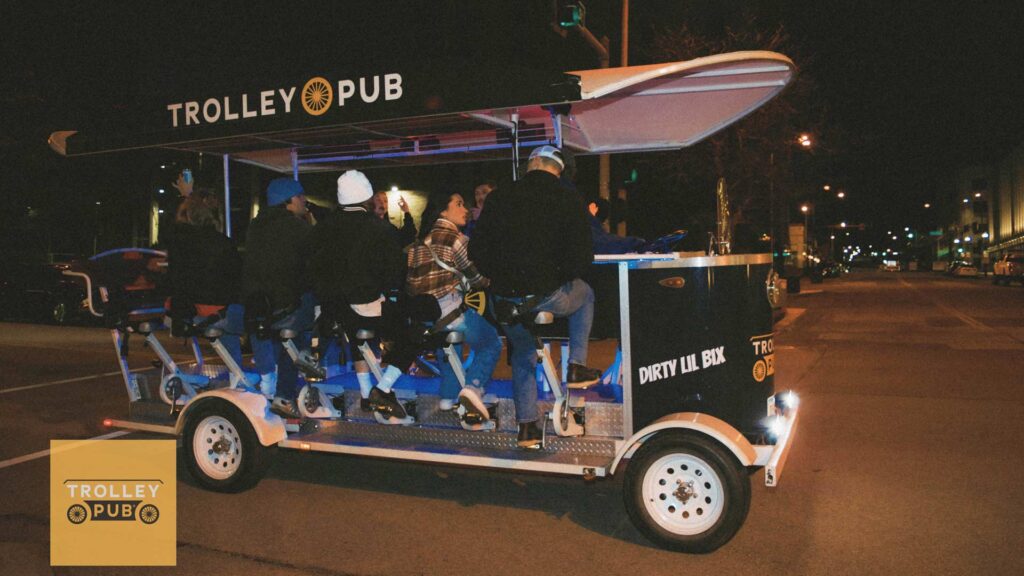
[50,439,176,566]
[302,76,333,116]
[62,479,164,525]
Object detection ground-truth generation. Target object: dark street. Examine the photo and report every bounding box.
[2,269,1022,575]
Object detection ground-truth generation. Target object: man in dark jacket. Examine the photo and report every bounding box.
[166,200,246,374]
[243,178,314,415]
[308,170,415,424]
[469,145,603,448]
[374,191,417,248]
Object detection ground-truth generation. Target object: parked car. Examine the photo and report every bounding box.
[993,253,1024,285]
[950,263,979,277]
[0,261,88,324]
[821,260,849,278]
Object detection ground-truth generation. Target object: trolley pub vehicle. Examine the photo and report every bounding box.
[50,51,800,552]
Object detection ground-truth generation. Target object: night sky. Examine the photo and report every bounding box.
[3,0,1023,259]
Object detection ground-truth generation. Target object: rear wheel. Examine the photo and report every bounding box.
[183,401,275,492]
[623,433,750,553]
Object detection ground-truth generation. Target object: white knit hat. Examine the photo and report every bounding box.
[337,170,374,205]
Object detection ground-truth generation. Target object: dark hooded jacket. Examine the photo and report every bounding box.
[242,205,312,310]
[469,169,593,297]
[308,207,407,306]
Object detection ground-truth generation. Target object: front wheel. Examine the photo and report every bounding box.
[623,433,750,553]
[182,401,275,492]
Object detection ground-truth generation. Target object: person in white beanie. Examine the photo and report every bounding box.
[307,170,417,424]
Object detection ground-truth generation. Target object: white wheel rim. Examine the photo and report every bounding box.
[641,452,725,535]
[193,415,242,480]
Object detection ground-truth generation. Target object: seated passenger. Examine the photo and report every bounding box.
[242,178,315,416]
[469,145,603,449]
[165,200,245,369]
[374,190,417,249]
[407,191,502,416]
[586,197,646,254]
[309,170,417,424]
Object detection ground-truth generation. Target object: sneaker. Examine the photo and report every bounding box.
[438,398,455,411]
[270,397,300,419]
[368,387,412,423]
[457,387,489,422]
[516,421,543,449]
[566,363,602,389]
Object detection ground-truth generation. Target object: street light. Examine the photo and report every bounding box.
[797,134,812,148]
[836,191,845,199]
[924,203,931,208]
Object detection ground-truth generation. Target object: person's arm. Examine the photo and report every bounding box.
[467,192,500,277]
[451,234,488,289]
[563,192,594,276]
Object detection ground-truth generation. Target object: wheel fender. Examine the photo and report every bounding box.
[610,412,757,475]
[175,389,286,447]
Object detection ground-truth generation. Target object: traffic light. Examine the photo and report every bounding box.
[559,2,585,28]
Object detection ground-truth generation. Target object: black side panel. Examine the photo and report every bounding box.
[628,263,774,438]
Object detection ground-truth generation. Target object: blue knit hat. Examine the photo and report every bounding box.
[267,178,304,207]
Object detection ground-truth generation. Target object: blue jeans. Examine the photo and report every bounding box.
[193,303,245,368]
[251,292,316,400]
[437,309,502,400]
[501,279,594,423]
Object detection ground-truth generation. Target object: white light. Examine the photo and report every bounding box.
[958,248,964,253]
[892,236,897,240]
[963,198,969,203]
[158,188,165,194]
[908,233,914,239]
[974,192,982,198]
[841,222,847,228]
[160,164,166,169]
[95,201,101,205]
[837,191,845,199]
[391,186,398,193]
[768,416,787,438]
[965,236,972,242]
[954,239,961,244]
[158,209,165,214]
[823,185,831,191]
[924,203,931,208]
[982,232,990,239]
[830,235,836,239]
[904,227,910,232]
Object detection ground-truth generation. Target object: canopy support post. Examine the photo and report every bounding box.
[291,148,299,180]
[223,154,232,238]
[511,112,520,181]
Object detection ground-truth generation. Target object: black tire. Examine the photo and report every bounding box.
[182,400,275,493]
[623,433,751,553]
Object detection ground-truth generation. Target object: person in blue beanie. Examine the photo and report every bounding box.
[242,178,315,418]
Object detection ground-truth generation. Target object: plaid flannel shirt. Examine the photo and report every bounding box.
[406,218,488,300]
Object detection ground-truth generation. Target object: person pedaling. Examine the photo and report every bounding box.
[405,190,503,429]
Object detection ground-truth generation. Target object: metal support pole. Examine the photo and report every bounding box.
[222,154,232,238]
[291,148,299,180]
[511,112,521,181]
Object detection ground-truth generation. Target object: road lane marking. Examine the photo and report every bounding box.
[0,368,150,395]
[0,430,132,470]
[898,278,989,330]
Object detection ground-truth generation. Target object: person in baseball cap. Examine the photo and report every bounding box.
[242,177,315,418]
[527,145,565,171]
[267,177,306,207]
[469,142,601,449]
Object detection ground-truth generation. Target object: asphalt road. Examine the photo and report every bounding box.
[1,269,1022,575]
